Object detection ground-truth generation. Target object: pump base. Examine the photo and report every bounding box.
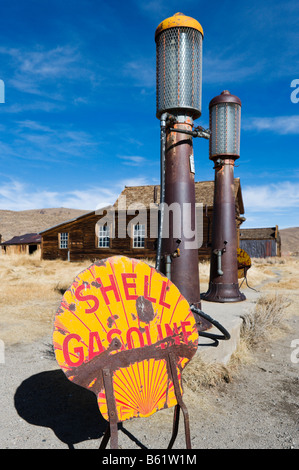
[201,282,246,303]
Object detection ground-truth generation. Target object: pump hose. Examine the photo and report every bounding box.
[190,305,231,345]
[155,113,167,271]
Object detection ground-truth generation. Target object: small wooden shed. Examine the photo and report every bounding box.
[1,233,41,255]
[239,226,281,258]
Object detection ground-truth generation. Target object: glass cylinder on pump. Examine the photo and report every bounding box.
[155,12,203,119]
[209,90,241,159]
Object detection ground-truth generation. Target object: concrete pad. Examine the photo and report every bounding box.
[196,287,260,364]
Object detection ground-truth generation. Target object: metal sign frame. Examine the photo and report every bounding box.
[98,351,191,449]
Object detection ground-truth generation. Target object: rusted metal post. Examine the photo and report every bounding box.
[202,90,245,302]
[161,117,201,308]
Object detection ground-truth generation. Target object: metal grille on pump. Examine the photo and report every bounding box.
[209,92,242,159]
[156,27,202,119]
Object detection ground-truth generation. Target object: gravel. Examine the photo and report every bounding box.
[1,313,298,450]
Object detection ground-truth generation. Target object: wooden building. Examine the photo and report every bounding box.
[239,226,281,258]
[40,179,245,262]
[1,233,41,255]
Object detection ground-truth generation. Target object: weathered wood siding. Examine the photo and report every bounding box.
[240,239,277,258]
[41,204,244,262]
[41,208,216,262]
[42,211,158,262]
[2,244,41,255]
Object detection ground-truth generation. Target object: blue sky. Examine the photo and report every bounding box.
[0,0,298,229]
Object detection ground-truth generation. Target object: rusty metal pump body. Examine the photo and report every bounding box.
[202,91,246,303]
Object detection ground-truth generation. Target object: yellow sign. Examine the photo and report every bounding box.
[237,248,251,279]
[53,256,198,422]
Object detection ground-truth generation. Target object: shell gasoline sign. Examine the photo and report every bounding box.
[53,256,198,422]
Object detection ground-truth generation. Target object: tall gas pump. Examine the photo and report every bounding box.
[202,90,246,302]
[155,13,210,325]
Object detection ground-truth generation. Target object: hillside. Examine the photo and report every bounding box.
[1,208,298,256]
[280,227,299,255]
[0,208,91,242]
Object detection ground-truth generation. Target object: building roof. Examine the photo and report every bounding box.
[40,179,244,235]
[114,178,244,213]
[1,233,41,246]
[239,227,279,240]
[39,210,98,235]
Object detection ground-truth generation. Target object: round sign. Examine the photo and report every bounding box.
[53,256,198,422]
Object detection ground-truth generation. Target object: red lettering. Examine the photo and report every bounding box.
[88,331,104,360]
[75,284,99,314]
[97,275,120,305]
[126,327,145,350]
[107,328,124,350]
[181,321,192,344]
[157,324,166,349]
[165,323,180,345]
[121,273,138,300]
[144,325,152,346]
[144,275,156,303]
[63,334,84,367]
[159,281,171,309]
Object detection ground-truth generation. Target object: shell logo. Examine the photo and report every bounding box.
[53,256,198,422]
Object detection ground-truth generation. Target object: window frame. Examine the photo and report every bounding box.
[97,223,111,249]
[132,223,145,249]
[59,232,69,250]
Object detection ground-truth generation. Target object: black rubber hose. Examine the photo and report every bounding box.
[155,114,167,271]
[190,305,231,344]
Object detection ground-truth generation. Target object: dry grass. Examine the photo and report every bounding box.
[240,293,291,350]
[0,253,297,392]
[183,356,233,393]
[183,292,293,394]
[186,257,299,392]
[0,252,89,345]
[199,257,285,292]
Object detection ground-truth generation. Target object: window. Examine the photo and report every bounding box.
[59,232,68,249]
[98,224,110,248]
[133,223,145,248]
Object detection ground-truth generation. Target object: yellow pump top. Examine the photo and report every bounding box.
[155,12,204,41]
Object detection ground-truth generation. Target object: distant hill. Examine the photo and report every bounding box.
[0,208,91,242]
[1,208,299,256]
[280,227,299,255]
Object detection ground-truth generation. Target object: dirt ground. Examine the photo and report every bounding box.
[0,254,298,450]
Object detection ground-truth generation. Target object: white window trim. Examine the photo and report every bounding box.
[132,223,145,249]
[59,232,69,249]
[97,224,110,248]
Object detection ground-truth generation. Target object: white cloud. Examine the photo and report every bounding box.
[2,120,102,163]
[203,53,265,84]
[18,46,80,79]
[134,0,170,17]
[243,181,299,211]
[239,181,299,228]
[122,59,155,88]
[119,176,149,188]
[243,116,299,134]
[0,176,152,211]
[0,178,116,211]
[118,155,146,166]
[15,120,53,132]
[0,45,97,104]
